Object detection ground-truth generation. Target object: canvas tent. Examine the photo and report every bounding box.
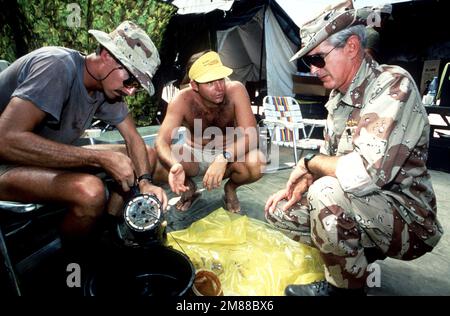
[157,0,300,106]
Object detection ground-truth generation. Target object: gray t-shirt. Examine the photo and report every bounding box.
[0,46,128,144]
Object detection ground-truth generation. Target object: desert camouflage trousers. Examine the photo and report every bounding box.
[265,176,433,289]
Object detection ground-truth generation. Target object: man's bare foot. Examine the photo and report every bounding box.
[175,178,201,212]
[223,181,240,213]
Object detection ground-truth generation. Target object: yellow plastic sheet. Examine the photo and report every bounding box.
[168,208,324,296]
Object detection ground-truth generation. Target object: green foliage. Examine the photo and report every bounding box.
[0,24,16,61]
[0,0,176,126]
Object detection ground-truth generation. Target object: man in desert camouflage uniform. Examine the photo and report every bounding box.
[0,21,167,246]
[264,0,443,296]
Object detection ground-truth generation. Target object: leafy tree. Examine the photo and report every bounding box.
[0,0,176,125]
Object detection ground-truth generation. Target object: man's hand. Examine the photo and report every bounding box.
[139,180,168,212]
[283,173,313,211]
[169,163,189,195]
[203,156,228,191]
[101,151,135,192]
[264,188,289,215]
[265,173,314,214]
[286,159,309,196]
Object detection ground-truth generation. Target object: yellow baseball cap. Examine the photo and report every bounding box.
[188,51,233,83]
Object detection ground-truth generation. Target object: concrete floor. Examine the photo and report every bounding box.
[370,169,450,295]
[164,145,450,296]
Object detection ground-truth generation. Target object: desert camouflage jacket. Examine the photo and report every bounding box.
[320,55,443,247]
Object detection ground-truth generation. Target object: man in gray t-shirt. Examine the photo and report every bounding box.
[0,21,167,243]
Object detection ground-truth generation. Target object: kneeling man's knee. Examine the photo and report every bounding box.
[307,176,342,201]
[246,150,265,179]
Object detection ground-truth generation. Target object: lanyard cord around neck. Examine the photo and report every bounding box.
[84,56,120,82]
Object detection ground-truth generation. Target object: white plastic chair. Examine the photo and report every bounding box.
[262,96,325,164]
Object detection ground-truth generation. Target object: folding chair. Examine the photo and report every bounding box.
[262,96,325,165]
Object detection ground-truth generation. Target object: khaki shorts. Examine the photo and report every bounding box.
[181,143,222,176]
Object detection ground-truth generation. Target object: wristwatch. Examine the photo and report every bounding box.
[137,173,153,184]
[222,151,232,162]
[303,153,316,173]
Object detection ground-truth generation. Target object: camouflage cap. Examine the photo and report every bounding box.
[290,0,371,62]
[89,21,160,95]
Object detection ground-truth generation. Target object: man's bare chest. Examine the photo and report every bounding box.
[188,105,235,130]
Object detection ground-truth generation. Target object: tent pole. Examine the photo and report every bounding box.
[258,3,267,115]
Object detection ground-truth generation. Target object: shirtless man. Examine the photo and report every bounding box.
[154,51,265,212]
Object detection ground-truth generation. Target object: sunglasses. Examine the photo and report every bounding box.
[302,46,337,69]
[111,55,142,90]
[120,67,142,89]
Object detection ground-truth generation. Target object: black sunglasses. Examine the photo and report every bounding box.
[122,71,141,89]
[111,55,142,89]
[120,67,141,89]
[302,46,337,69]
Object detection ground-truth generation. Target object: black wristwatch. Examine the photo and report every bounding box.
[222,151,232,162]
[303,153,316,173]
[137,173,153,184]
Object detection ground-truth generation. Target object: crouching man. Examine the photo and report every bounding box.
[154,51,265,212]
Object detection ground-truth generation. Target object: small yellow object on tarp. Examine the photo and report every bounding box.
[168,208,324,296]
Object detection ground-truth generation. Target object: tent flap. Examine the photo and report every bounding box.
[265,7,296,97]
[158,0,300,103]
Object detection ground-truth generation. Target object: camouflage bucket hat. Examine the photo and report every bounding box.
[290,0,371,62]
[89,21,160,95]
